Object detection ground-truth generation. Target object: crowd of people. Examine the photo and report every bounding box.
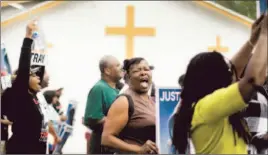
[0,13,267,154]
[1,20,69,154]
[83,13,268,154]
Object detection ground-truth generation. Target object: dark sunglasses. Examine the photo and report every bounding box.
[29,72,37,77]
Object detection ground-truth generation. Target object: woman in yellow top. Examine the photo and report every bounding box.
[172,14,267,154]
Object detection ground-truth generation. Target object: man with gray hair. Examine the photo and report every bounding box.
[83,55,123,154]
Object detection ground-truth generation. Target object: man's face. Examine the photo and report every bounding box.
[105,58,123,82]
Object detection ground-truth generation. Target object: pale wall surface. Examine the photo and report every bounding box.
[1,2,41,21]
[1,1,251,153]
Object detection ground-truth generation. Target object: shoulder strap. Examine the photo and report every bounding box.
[117,94,134,119]
[101,94,135,154]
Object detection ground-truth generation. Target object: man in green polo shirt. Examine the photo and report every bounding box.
[84,55,123,154]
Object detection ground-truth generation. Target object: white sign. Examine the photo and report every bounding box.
[1,75,12,90]
[31,52,48,66]
[37,93,60,122]
[64,124,73,133]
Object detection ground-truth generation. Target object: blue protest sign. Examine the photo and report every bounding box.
[156,87,181,154]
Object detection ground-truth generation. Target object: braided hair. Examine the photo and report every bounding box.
[123,57,145,73]
[172,51,250,153]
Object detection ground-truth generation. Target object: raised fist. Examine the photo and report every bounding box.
[26,19,39,39]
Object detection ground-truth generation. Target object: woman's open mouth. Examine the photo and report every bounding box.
[140,78,149,88]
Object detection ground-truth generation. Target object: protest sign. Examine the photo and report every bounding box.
[156,87,181,154]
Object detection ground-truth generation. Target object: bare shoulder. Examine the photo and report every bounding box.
[111,96,129,111]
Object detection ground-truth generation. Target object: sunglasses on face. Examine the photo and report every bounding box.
[29,67,41,76]
[29,71,37,77]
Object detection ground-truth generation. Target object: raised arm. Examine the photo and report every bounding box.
[239,14,267,102]
[13,21,37,91]
[195,15,267,124]
[101,96,158,154]
[231,14,265,78]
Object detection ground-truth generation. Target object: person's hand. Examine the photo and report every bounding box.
[60,115,67,122]
[1,119,13,125]
[26,19,38,39]
[249,13,265,46]
[138,140,158,154]
[260,13,267,35]
[54,136,61,144]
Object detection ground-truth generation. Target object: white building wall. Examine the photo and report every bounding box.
[1,1,251,153]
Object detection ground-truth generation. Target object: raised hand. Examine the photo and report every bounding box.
[260,13,267,35]
[54,136,62,144]
[26,19,38,39]
[249,13,265,46]
[60,115,67,122]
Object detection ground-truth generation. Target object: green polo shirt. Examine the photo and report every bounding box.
[84,79,119,153]
[84,79,119,124]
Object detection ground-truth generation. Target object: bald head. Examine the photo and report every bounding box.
[99,55,117,73]
[99,55,123,82]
